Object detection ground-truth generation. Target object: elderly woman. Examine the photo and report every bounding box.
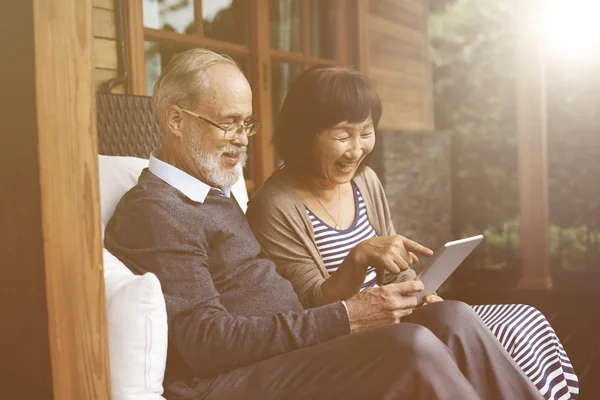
[247,66,578,400]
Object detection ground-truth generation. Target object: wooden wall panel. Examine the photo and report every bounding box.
[95,67,124,93]
[369,0,425,31]
[369,66,429,90]
[369,31,426,61]
[366,0,433,131]
[94,37,118,69]
[93,4,121,93]
[379,102,428,131]
[93,7,117,39]
[93,0,114,10]
[368,14,428,46]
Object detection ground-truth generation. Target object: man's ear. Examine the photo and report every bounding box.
[165,105,185,138]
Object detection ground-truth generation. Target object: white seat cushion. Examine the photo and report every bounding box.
[99,155,149,227]
[104,249,168,400]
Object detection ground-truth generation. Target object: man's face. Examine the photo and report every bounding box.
[183,64,253,188]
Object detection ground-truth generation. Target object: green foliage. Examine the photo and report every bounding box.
[470,220,600,272]
[430,0,600,272]
[430,0,519,234]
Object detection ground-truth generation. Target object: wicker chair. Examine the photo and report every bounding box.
[96,93,162,158]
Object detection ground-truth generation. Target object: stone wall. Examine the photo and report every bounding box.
[370,130,452,250]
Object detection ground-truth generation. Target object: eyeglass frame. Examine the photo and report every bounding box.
[180,107,261,140]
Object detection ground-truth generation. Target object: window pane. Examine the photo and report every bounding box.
[271,61,303,167]
[269,0,302,53]
[271,61,302,123]
[202,0,249,45]
[309,0,336,59]
[143,0,195,34]
[145,41,188,95]
[145,41,249,93]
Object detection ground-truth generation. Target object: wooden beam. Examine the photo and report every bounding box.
[515,0,552,289]
[422,0,435,131]
[195,0,204,37]
[301,0,310,57]
[356,0,369,73]
[1,0,111,398]
[269,48,337,65]
[144,28,250,55]
[335,0,349,65]
[124,0,146,94]
[250,0,275,187]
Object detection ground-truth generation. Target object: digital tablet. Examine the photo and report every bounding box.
[412,235,484,304]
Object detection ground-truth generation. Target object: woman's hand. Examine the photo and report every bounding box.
[350,235,433,275]
[322,235,432,303]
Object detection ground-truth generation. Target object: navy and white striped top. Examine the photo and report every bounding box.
[305,182,378,290]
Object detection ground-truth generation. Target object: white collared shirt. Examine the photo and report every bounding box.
[148,152,230,203]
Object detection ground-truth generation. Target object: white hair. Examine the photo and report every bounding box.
[152,48,241,127]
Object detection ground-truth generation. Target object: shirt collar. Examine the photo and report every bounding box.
[148,152,231,203]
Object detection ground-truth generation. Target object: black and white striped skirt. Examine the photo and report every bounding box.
[472,304,579,400]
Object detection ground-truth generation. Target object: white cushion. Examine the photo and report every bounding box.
[99,155,148,227]
[99,155,249,227]
[104,248,168,400]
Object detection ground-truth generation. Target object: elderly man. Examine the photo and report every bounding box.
[105,49,542,400]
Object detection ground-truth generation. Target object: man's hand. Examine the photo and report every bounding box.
[350,235,433,276]
[345,280,424,333]
[422,294,444,306]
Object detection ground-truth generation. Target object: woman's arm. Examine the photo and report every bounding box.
[319,248,372,302]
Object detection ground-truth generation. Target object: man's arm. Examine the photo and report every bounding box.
[168,294,348,377]
[105,197,350,378]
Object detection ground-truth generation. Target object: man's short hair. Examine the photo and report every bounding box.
[273,65,382,178]
[152,48,241,127]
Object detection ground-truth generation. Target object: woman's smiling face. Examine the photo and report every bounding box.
[311,116,375,185]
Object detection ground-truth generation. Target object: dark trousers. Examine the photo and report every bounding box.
[174,301,544,400]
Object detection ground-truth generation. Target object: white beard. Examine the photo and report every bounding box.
[190,137,247,188]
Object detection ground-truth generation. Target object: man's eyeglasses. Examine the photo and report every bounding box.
[180,108,261,140]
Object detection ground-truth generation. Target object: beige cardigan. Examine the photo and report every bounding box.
[247,166,413,308]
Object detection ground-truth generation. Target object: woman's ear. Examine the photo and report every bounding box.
[165,105,185,138]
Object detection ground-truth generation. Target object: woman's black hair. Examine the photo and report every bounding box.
[273,65,382,177]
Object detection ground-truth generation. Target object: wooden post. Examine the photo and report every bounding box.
[125,0,146,94]
[516,0,553,289]
[250,0,275,187]
[356,0,369,73]
[0,0,112,398]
